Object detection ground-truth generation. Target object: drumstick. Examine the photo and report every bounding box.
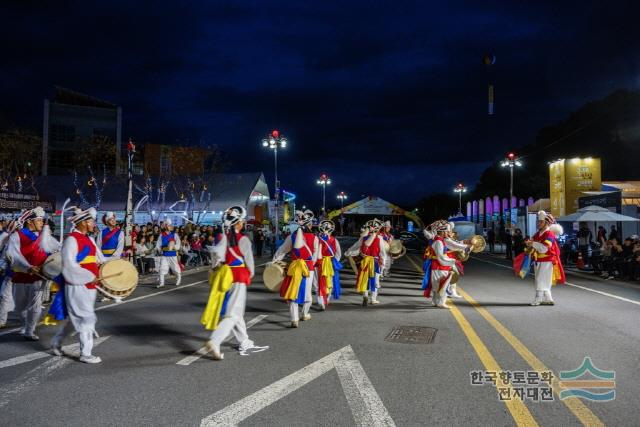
[97,271,123,281]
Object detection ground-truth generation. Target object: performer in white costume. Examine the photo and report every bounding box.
[202,206,268,360]
[96,211,124,259]
[526,211,565,306]
[354,219,388,306]
[379,220,393,277]
[0,220,18,328]
[273,210,320,328]
[156,219,182,288]
[50,207,105,363]
[444,222,470,299]
[315,219,343,309]
[6,207,60,340]
[428,220,457,309]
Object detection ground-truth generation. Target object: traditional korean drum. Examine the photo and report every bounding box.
[263,261,287,292]
[42,252,63,279]
[389,240,406,259]
[99,259,139,300]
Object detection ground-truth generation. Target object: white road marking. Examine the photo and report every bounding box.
[0,279,209,337]
[176,314,268,366]
[335,346,397,426]
[472,256,640,306]
[0,337,113,370]
[200,345,395,427]
[0,336,110,409]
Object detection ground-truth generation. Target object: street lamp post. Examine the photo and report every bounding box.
[262,130,287,245]
[337,191,347,209]
[453,183,467,216]
[337,191,347,235]
[500,152,523,204]
[316,173,331,216]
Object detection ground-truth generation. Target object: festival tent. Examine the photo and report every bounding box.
[556,205,640,223]
[327,196,423,228]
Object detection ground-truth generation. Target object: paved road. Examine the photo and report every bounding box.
[1,251,639,426]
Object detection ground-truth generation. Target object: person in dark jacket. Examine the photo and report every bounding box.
[513,228,525,256]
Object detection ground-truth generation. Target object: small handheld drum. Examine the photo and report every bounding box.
[263,261,287,292]
[42,252,63,279]
[389,240,406,259]
[99,259,139,300]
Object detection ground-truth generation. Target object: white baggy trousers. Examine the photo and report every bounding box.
[534,261,553,301]
[12,280,45,335]
[53,285,97,357]
[209,283,252,350]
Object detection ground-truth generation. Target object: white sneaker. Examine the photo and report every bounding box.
[79,355,102,364]
[530,300,541,306]
[156,283,165,289]
[205,340,224,360]
[239,345,270,356]
[450,291,463,299]
[51,345,63,356]
[437,301,450,309]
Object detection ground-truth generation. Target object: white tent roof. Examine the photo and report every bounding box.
[556,205,640,223]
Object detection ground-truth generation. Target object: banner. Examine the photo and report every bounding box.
[0,192,55,212]
[549,158,601,217]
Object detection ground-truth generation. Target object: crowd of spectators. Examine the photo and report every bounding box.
[485,221,640,282]
[0,218,276,277]
[125,222,276,275]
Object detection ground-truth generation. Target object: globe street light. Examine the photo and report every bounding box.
[316,173,331,216]
[337,191,348,235]
[453,183,467,215]
[337,191,348,208]
[500,152,523,204]
[262,129,287,244]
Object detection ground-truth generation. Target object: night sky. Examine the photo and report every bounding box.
[2,1,640,210]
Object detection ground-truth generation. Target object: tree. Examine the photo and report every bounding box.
[0,128,41,193]
[72,134,116,173]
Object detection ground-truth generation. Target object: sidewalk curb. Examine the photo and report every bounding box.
[479,252,640,287]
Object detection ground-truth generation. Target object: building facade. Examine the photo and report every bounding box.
[42,87,122,175]
[143,143,209,177]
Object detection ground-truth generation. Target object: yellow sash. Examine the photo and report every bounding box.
[200,265,234,330]
[552,264,562,286]
[321,256,334,292]
[356,256,375,293]
[79,256,97,265]
[282,259,309,301]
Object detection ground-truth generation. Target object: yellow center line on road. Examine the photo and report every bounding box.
[406,256,538,426]
[410,254,604,426]
[457,287,605,427]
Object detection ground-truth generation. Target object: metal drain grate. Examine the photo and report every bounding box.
[384,326,437,344]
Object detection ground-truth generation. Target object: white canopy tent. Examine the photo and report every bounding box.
[556,205,640,223]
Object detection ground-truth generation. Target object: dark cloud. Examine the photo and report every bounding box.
[1,0,640,205]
